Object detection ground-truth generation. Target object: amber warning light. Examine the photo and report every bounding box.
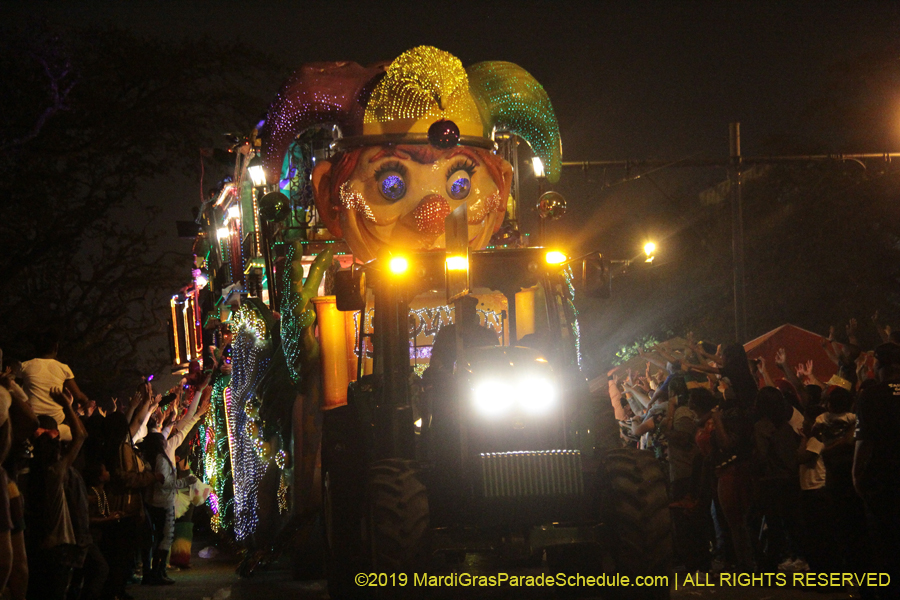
[545,250,567,265]
[388,256,409,275]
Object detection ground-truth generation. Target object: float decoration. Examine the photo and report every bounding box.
[467,60,562,183]
[261,45,561,262]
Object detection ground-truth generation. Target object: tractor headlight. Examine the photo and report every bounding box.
[472,380,514,417]
[471,377,556,417]
[517,377,556,415]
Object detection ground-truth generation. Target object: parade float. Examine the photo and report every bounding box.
[170,46,671,595]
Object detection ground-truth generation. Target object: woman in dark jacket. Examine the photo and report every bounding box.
[101,412,159,599]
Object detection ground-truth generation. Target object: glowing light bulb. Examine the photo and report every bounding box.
[388,256,409,274]
[445,255,468,271]
[545,250,567,265]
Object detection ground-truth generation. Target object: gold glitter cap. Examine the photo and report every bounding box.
[363,46,484,138]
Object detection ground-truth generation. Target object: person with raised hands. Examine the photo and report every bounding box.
[100,384,161,599]
[162,379,211,467]
[19,332,89,443]
[24,387,87,600]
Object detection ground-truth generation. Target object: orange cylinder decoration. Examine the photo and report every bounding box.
[312,296,349,409]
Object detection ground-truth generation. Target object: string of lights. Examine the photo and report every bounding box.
[206,373,233,533]
[563,267,583,368]
[226,314,271,541]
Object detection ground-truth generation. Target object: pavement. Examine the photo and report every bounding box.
[127,540,864,600]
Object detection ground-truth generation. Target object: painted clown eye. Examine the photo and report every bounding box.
[379,174,406,201]
[375,161,408,202]
[446,157,476,201]
[447,173,471,200]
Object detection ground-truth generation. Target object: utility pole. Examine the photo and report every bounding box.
[729,123,746,343]
[559,132,900,343]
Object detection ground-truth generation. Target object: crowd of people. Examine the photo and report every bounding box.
[0,332,215,600]
[607,318,900,592]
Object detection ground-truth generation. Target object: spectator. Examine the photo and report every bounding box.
[19,332,89,443]
[752,387,801,571]
[797,414,832,572]
[1,353,39,600]
[664,384,707,571]
[169,450,198,570]
[24,388,86,600]
[101,408,160,598]
[686,340,759,408]
[64,464,107,600]
[140,433,196,585]
[853,342,900,595]
[815,384,869,575]
[84,462,122,600]
[709,397,756,573]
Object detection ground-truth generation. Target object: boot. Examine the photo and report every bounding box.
[153,553,175,585]
[141,565,162,586]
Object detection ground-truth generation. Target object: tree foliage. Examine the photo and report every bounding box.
[0,23,286,397]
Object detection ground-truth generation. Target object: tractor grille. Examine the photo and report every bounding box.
[478,450,583,498]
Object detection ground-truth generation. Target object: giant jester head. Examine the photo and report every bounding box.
[262,46,561,263]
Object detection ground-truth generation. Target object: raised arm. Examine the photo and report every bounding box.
[845,318,859,348]
[166,385,212,452]
[653,343,681,365]
[871,310,890,344]
[52,388,87,471]
[755,356,775,388]
[623,382,652,410]
[161,402,178,438]
[0,371,38,442]
[821,328,840,366]
[129,387,158,439]
[638,345,669,371]
[608,375,626,421]
[774,348,808,407]
[796,360,824,390]
[63,377,90,410]
[685,360,721,376]
[181,373,209,424]
[123,386,144,423]
[689,335,724,367]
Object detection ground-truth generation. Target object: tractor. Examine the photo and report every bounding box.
[320,211,673,598]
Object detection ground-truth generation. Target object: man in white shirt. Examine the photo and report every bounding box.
[19,333,89,442]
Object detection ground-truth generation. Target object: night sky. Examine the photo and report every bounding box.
[5,0,900,368]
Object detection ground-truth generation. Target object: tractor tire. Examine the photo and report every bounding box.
[599,447,672,600]
[366,459,430,596]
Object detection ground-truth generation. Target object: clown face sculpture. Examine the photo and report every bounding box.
[262,46,561,263]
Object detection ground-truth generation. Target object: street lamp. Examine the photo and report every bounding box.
[247,153,277,309]
[643,241,656,263]
[248,155,267,188]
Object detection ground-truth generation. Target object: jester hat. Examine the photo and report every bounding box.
[261,46,562,184]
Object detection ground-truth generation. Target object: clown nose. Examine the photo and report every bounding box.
[413,195,451,234]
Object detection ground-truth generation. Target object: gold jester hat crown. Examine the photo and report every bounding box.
[262,45,562,182]
[363,47,484,137]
